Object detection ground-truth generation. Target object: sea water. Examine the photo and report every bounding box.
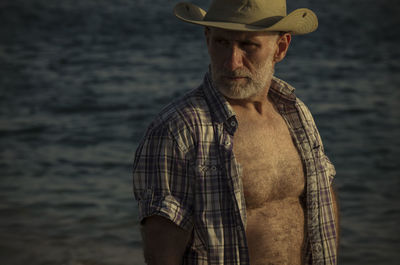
[0,0,399,264]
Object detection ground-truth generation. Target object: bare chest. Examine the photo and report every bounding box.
[233,113,305,208]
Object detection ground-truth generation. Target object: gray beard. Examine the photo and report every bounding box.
[211,58,275,100]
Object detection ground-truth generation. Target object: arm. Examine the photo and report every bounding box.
[141,215,192,265]
[133,121,195,264]
[330,185,340,248]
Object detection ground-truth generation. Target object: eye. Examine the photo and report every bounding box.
[214,38,229,47]
[241,41,258,50]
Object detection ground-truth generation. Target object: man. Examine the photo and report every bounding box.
[132,0,339,264]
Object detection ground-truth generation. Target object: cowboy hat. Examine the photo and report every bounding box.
[174,0,318,35]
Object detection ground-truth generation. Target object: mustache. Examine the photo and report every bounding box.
[217,68,252,78]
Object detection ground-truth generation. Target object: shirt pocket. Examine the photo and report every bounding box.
[194,159,235,212]
[195,160,224,192]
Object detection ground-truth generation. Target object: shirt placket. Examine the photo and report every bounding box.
[218,120,250,265]
[278,103,325,265]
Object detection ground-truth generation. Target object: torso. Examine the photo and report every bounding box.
[232,101,306,265]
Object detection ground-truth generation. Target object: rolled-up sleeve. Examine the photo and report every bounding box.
[132,123,194,231]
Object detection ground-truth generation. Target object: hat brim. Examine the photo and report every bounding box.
[174,2,318,35]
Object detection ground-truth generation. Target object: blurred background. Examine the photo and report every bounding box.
[0,0,399,264]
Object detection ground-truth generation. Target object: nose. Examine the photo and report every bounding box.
[224,44,243,71]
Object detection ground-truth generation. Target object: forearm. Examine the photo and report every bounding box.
[331,186,340,248]
[141,215,192,265]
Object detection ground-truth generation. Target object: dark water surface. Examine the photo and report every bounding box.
[1,0,399,264]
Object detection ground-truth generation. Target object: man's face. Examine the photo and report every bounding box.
[205,27,280,100]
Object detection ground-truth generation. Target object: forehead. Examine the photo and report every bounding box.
[208,27,279,41]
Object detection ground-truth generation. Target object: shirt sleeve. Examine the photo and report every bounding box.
[132,123,194,231]
[297,99,337,185]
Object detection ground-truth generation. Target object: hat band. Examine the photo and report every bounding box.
[203,14,285,27]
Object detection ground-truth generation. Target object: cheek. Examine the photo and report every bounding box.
[250,50,274,66]
[208,48,225,65]
[242,54,262,70]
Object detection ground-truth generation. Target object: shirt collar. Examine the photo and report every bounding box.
[269,76,296,102]
[202,72,236,124]
[269,76,297,103]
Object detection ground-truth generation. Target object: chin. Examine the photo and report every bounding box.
[218,85,258,100]
[212,75,265,100]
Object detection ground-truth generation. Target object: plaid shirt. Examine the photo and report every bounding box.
[132,73,337,265]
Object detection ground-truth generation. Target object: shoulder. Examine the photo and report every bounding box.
[143,84,212,152]
[295,97,315,125]
[293,96,327,155]
[271,76,317,128]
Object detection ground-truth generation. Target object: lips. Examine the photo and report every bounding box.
[222,75,247,81]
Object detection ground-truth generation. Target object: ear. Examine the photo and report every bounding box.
[274,33,291,63]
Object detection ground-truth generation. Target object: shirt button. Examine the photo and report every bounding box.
[236,225,242,231]
[224,140,230,146]
[230,120,237,127]
[312,201,318,209]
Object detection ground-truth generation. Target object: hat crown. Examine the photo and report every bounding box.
[173,0,318,35]
[204,0,287,26]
